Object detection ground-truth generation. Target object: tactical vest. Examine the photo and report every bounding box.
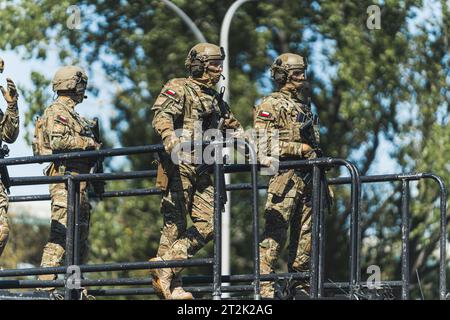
[268,92,320,146]
[178,80,219,145]
[32,102,94,156]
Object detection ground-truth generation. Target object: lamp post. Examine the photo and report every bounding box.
[160,0,207,43]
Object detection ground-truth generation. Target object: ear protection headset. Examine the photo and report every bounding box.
[187,47,226,78]
[271,58,288,84]
[189,49,205,78]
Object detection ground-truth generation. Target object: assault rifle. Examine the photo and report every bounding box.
[0,144,11,194]
[296,112,333,209]
[195,86,230,173]
[90,117,105,198]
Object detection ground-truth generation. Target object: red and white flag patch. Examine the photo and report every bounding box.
[165,89,176,96]
[259,111,271,118]
[57,115,68,123]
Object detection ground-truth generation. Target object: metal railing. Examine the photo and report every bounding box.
[0,144,447,300]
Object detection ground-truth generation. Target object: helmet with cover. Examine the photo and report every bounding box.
[271,53,308,100]
[185,43,225,86]
[52,65,88,103]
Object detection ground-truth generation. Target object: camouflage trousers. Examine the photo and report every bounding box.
[157,163,214,272]
[0,183,9,258]
[259,170,312,298]
[39,172,91,281]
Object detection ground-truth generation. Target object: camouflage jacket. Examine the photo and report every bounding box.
[0,102,19,144]
[253,89,320,161]
[152,77,242,146]
[42,96,96,172]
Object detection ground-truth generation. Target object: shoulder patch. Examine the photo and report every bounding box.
[159,78,186,102]
[256,109,275,121]
[57,115,68,123]
[259,111,272,118]
[165,89,177,96]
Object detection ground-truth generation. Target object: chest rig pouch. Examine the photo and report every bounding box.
[197,93,219,132]
[275,97,305,143]
[268,169,296,197]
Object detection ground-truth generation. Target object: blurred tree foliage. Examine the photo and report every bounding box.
[0,0,448,299]
[0,214,48,269]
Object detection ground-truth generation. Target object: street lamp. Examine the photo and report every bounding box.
[160,0,207,43]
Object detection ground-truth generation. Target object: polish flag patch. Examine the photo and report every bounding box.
[58,115,68,123]
[259,111,271,118]
[165,89,176,96]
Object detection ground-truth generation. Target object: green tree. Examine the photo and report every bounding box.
[0,0,448,299]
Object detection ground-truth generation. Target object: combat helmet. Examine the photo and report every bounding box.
[185,43,225,82]
[52,66,88,94]
[270,53,307,86]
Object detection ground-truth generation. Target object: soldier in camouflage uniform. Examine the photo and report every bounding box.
[36,66,99,282]
[149,43,243,300]
[0,57,20,258]
[255,53,319,299]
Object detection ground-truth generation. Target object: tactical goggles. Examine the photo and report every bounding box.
[290,69,307,80]
[207,60,224,72]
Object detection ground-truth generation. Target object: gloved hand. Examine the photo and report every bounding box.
[260,156,274,167]
[164,135,192,165]
[163,134,180,154]
[1,78,19,106]
[301,143,314,157]
[85,137,101,151]
[94,141,102,150]
[259,156,280,175]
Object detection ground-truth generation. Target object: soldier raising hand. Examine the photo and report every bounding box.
[0,58,19,258]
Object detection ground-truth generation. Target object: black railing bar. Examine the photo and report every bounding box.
[10,172,440,202]
[9,170,157,186]
[0,258,213,277]
[9,188,164,203]
[422,173,448,301]
[86,285,254,297]
[0,145,165,167]
[0,271,310,289]
[323,280,404,289]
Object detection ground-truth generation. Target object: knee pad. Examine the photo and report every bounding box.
[41,243,65,267]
